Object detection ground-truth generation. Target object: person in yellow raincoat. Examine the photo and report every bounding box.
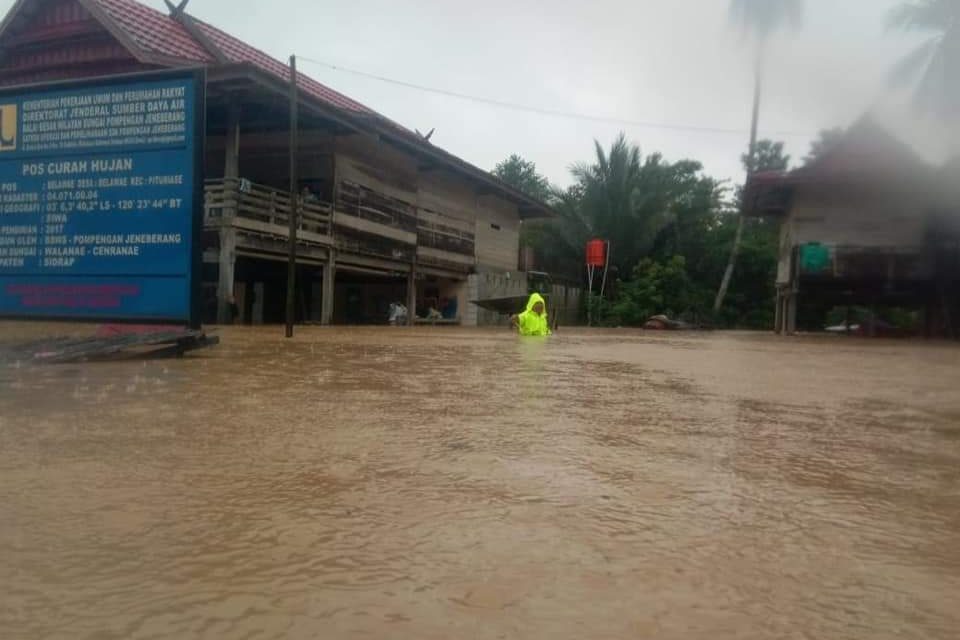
[511,293,552,336]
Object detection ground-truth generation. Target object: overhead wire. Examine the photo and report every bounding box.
[297,56,813,139]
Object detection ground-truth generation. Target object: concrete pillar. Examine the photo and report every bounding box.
[464,274,479,327]
[216,228,237,324]
[321,252,336,326]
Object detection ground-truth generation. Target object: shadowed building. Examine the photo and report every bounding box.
[745,119,959,337]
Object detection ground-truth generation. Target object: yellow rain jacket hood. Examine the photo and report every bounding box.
[518,293,551,337]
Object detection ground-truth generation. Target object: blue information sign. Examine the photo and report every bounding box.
[0,70,203,324]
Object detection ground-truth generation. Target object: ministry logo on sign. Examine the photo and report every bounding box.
[0,105,17,152]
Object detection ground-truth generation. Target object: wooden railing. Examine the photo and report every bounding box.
[334,231,416,263]
[336,180,418,233]
[417,207,475,256]
[204,177,482,273]
[204,178,333,241]
[416,207,476,271]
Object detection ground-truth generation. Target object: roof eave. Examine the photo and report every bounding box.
[359,118,557,219]
[75,0,155,65]
[743,170,793,218]
[206,62,364,136]
[208,63,558,219]
[0,0,31,46]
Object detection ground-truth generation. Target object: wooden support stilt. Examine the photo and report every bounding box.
[321,252,336,326]
[216,228,236,324]
[774,289,784,334]
[224,104,241,179]
[785,293,798,334]
[407,262,417,327]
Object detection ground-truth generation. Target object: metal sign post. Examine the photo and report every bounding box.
[586,239,610,327]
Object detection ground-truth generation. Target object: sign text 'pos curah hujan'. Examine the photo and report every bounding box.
[0,69,204,327]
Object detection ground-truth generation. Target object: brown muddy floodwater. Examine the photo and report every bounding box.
[1,326,959,639]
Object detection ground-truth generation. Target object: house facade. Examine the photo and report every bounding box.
[0,0,556,325]
[745,119,959,337]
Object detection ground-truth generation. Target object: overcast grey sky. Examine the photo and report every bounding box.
[98,2,938,184]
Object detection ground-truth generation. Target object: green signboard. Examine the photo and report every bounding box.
[800,243,831,274]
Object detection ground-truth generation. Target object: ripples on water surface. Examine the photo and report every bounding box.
[1,326,959,639]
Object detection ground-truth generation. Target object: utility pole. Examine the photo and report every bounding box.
[285,54,299,338]
[715,44,763,313]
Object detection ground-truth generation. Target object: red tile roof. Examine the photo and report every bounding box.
[19,0,552,215]
[192,18,373,114]
[92,0,373,113]
[94,0,211,63]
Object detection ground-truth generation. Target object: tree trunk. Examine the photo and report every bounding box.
[715,46,764,314]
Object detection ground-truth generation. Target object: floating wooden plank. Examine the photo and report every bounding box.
[0,330,219,365]
[414,318,461,326]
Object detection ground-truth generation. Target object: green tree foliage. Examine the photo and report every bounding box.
[493,5,803,330]
[742,139,790,174]
[710,216,779,328]
[608,256,695,326]
[805,128,845,164]
[888,1,960,117]
[606,136,781,329]
[563,134,728,275]
[520,185,591,280]
[499,133,782,330]
[504,137,723,281]
[492,154,552,203]
[734,138,791,205]
[570,134,678,273]
[609,205,777,330]
[492,154,567,274]
[718,139,785,327]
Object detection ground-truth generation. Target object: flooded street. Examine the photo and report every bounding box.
[1,326,959,639]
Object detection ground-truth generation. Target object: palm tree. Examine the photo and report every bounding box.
[521,185,593,280]
[570,135,640,269]
[571,134,676,274]
[568,134,681,325]
[714,0,802,313]
[888,1,960,119]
